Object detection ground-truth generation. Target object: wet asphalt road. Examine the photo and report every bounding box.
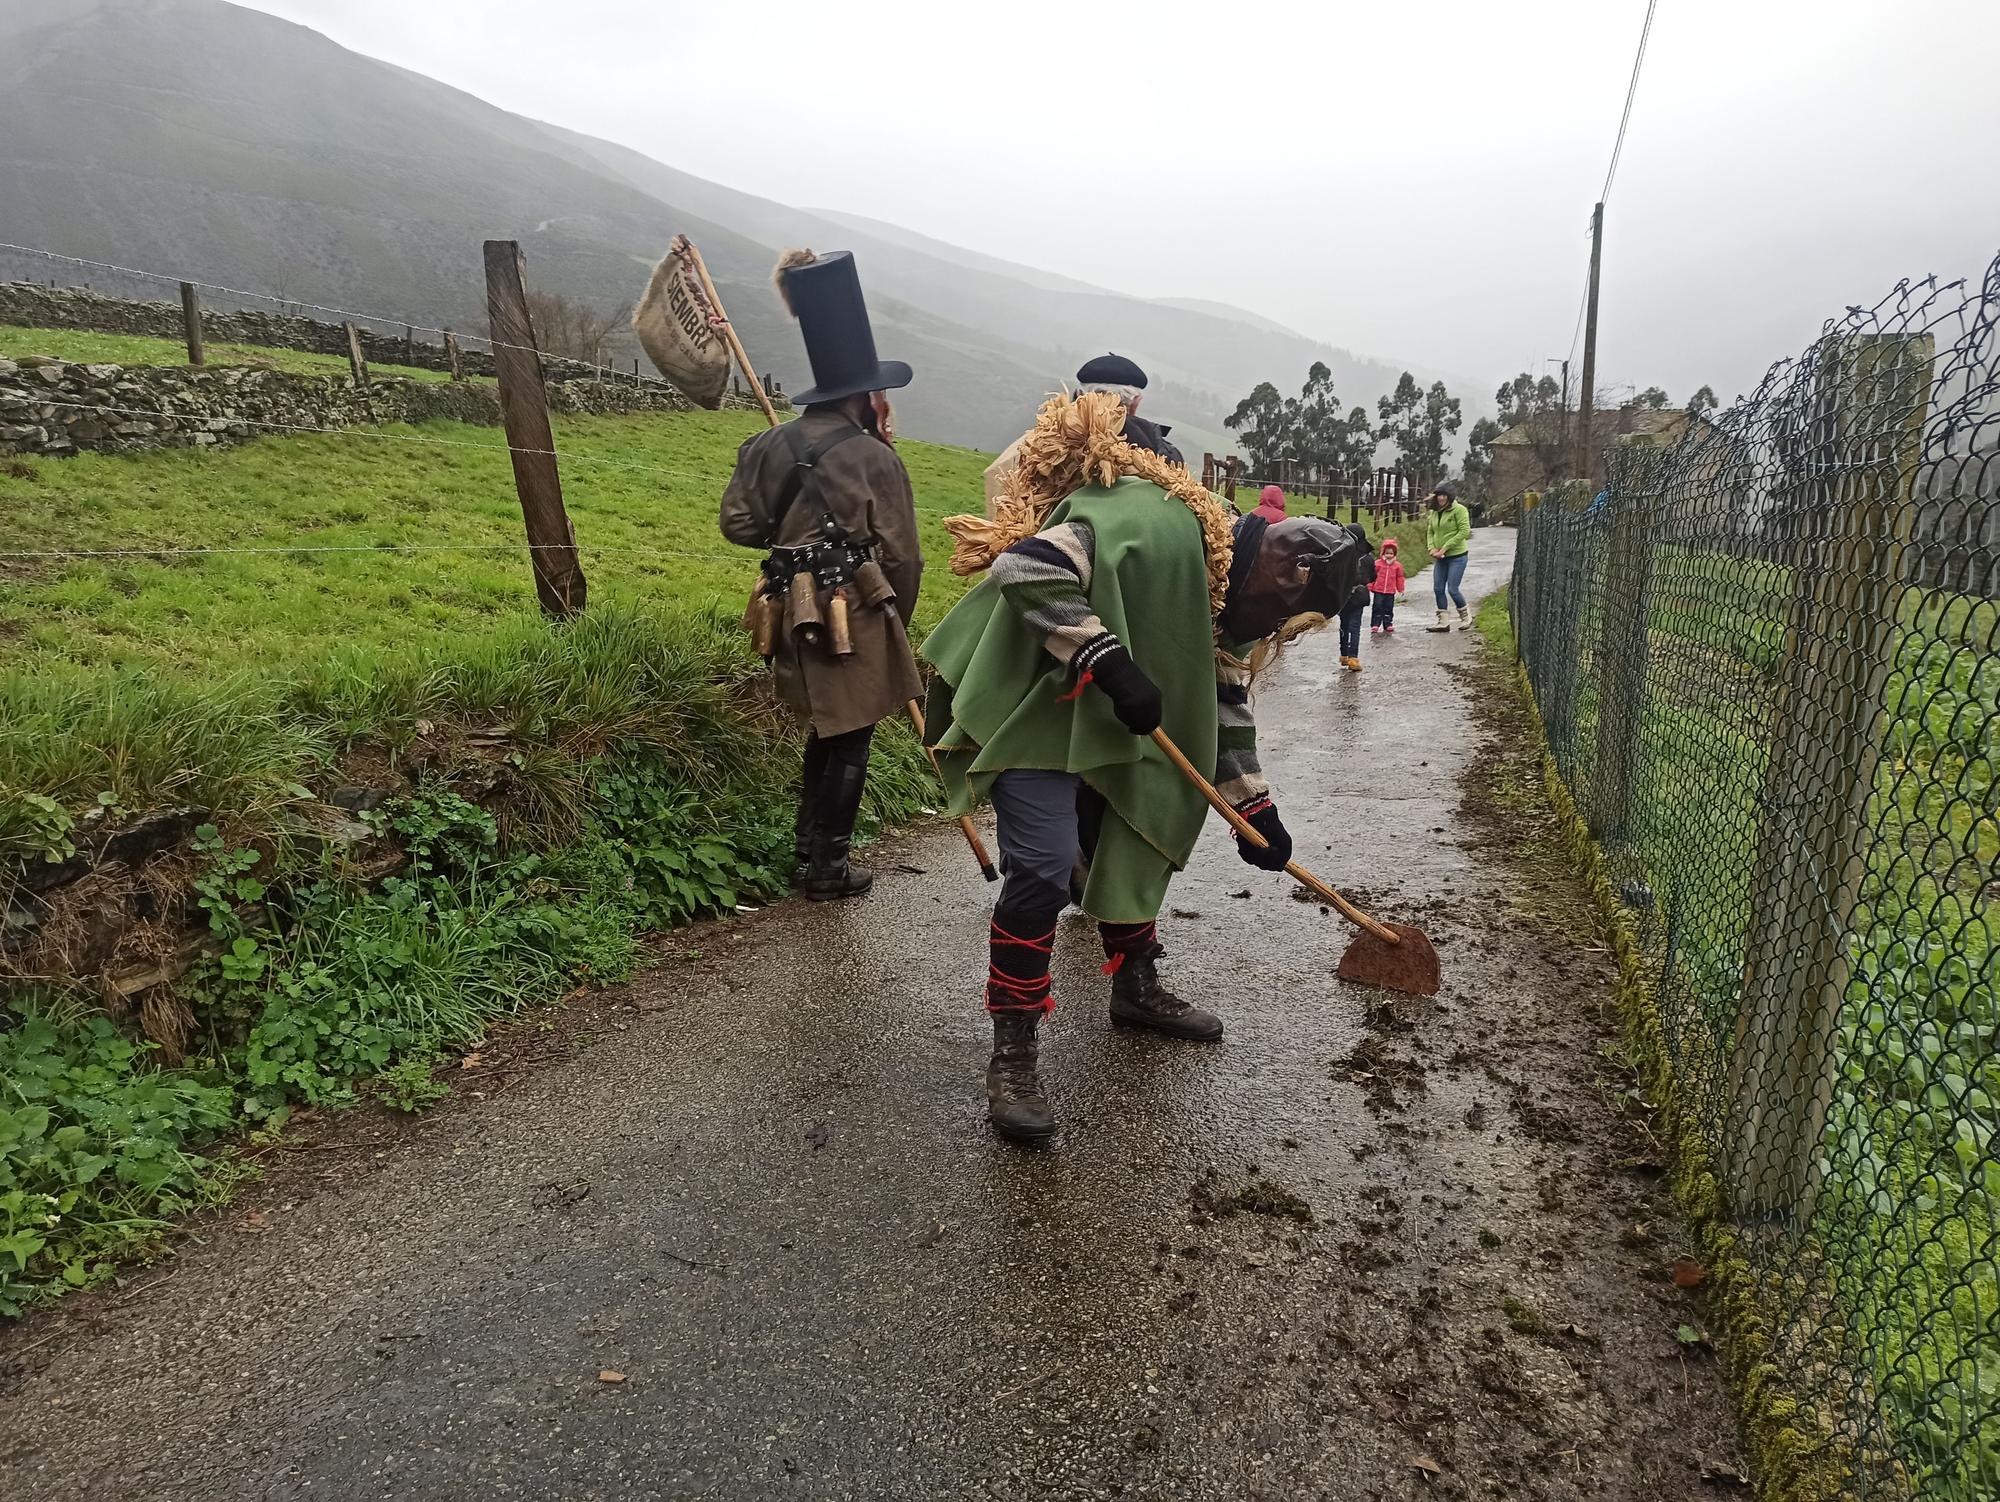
[0,530,1740,1499]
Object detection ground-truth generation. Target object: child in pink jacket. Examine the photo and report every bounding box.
[1369,536,1407,635]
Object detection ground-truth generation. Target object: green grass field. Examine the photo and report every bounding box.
[0,324,459,383]
[0,408,990,678]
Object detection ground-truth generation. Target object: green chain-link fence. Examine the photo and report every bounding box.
[1513,257,1998,1499]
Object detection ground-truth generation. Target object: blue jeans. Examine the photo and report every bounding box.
[1432,551,1469,610]
[1338,600,1366,656]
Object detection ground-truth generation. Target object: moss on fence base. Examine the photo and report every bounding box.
[1477,588,1858,1502]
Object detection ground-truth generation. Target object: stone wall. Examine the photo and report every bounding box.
[0,355,779,458]
[0,281,779,394]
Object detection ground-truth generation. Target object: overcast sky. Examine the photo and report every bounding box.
[238,0,1999,405]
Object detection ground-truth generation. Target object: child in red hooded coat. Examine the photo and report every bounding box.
[1369,536,1407,635]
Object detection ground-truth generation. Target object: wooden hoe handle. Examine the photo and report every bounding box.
[908,700,999,882]
[1148,728,1402,946]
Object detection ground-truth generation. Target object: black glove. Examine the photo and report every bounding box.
[1233,795,1293,871]
[1073,633,1162,736]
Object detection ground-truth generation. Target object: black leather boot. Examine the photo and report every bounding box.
[804,760,873,901]
[987,1012,1057,1145]
[1109,949,1224,1040]
[791,738,829,889]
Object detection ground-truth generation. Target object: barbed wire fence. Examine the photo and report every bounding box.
[1512,253,1999,1499]
[0,239,791,596]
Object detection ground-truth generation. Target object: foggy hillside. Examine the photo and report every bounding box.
[0,0,1461,453]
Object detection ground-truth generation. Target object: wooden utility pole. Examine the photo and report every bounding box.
[343,322,370,388]
[179,282,204,367]
[483,239,587,619]
[1557,357,1571,479]
[1572,202,1604,482]
[443,330,464,381]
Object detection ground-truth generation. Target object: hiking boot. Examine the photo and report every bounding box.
[1456,605,1472,630]
[987,1012,1057,1145]
[1110,950,1223,1041]
[1346,656,1365,673]
[804,760,873,901]
[1426,610,1451,633]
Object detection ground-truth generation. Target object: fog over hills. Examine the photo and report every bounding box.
[0,0,1469,454]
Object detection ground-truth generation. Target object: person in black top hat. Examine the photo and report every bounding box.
[720,251,923,901]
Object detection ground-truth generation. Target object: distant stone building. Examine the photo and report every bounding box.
[1489,405,1695,503]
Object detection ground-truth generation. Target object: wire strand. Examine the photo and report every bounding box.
[0,242,651,383]
[1601,0,1660,204]
[0,540,753,564]
[18,398,734,485]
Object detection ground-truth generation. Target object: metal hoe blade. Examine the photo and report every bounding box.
[1336,921,1443,998]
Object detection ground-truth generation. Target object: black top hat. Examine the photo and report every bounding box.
[778,251,912,406]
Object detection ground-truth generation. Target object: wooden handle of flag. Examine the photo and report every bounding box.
[680,237,779,429]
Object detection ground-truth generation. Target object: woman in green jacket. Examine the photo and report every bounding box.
[1424,482,1473,632]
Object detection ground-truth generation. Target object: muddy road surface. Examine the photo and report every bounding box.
[1,530,1747,1500]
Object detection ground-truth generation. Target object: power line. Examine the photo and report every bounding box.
[1600,0,1660,204]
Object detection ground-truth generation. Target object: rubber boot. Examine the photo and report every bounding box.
[1426,609,1452,633]
[1109,950,1223,1041]
[804,761,873,901]
[1456,604,1472,631]
[987,1012,1057,1145]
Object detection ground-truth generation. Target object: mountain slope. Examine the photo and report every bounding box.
[0,0,1449,453]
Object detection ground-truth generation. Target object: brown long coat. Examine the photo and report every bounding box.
[719,411,925,738]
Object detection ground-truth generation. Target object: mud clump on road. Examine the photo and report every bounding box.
[1190,1172,1316,1225]
[1336,1033,1428,1113]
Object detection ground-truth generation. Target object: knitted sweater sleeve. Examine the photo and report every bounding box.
[989,520,1105,663]
[1214,652,1266,806]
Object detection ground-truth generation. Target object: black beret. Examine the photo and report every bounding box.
[1075,352,1148,389]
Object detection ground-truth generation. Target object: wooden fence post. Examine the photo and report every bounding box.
[344,322,370,388]
[403,325,415,367]
[483,239,588,619]
[179,282,204,367]
[1224,456,1240,503]
[1726,331,1934,1219]
[444,330,464,381]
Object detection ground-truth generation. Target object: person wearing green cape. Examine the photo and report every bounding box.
[924,393,1363,1146]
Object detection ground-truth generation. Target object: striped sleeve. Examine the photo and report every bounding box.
[989,520,1106,663]
[1213,650,1266,805]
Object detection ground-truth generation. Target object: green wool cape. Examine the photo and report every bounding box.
[920,478,1218,922]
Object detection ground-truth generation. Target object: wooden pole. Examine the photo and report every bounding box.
[179,282,204,367]
[680,238,779,426]
[483,239,587,619]
[1573,202,1604,481]
[403,324,415,367]
[344,321,370,389]
[1727,332,1933,1219]
[444,330,464,381]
